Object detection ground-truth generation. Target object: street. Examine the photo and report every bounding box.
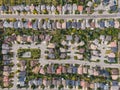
[0,14,120,19]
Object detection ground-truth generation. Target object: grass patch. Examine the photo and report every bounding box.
[17,48,41,60]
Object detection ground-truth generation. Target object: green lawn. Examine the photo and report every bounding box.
[17,48,41,60]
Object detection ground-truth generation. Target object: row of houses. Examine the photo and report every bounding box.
[2,43,13,87]
[4,34,52,44]
[1,18,120,30]
[1,0,119,15]
[21,63,119,90]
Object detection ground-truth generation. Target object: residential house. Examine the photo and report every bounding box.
[111,68,119,80]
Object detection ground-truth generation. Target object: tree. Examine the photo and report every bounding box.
[50,84,54,89]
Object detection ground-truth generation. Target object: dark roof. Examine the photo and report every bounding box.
[14,21,18,28]
[1,5,7,11]
[110,5,117,11]
[72,66,77,74]
[19,71,26,76]
[32,20,38,29]
[77,22,81,28]
[108,57,115,63]
[66,22,72,29]
[72,22,77,28]
[99,21,105,28]
[4,60,11,65]
[109,20,115,27]
[111,47,117,53]
[103,0,110,3]
[112,81,118,86]
[19,76,25,82]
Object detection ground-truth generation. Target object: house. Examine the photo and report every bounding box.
[18,21,23,28]
[4,66,11,72]
[108,40,117,47]
[99,20,105,28]
[27,36,33,43]
[30,4,35,12]
[66,35,72,41]
[32,66,40,74]
[3,21,9,28]
[57,78,62,86]
[62,78,66,87]
[90,83,95,89]
[56,66,62,74]
[3,76,9,87]
[77,54,83,60]
[42,78,47,86]
[93,69,99,76]
[14,21,18,28]
[111,68,119,80]
[77,21,81,29]
[39,66,45,75]
[62,66,67,73]
[72,21,77,28]
[77,65,83,74]
[51,5,56,12]
[72,66,77,73]
[56,21,61,29]
[47,43,55,48]
[57,5,62,14]
[30,60,38,67]
[80,80,89,88]
[73,4,77,13]
[107,53,115,58]
[18,71,26,86]
[46,5,51,11]
[88,68,94,75]
[47,20,52,29]
[79,48,85,54]
[109,20,115,27]
[86,7,91,14]
[103,0,110,5]
[60,53,67,59]
[62,22,66,29]
[28,20,32,28]
[66,21,72,29]
[18,77,26,86]
[52,78,57,86]
[3,55,10,60]
[83,66,88,74]
[32,20,38,30]
[114,20,120,28]
[78,5,83,13]
[110,5,117,12]
[47,65,52,74]
[0,20,3,28]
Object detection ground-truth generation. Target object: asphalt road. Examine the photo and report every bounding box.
[0,14,120,19]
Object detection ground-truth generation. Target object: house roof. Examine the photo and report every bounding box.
[78,6,83,12]
[39,67,45,75]
[108,41,117,47]
[111,69,119,75]
[47,43,55,48]
[80,80,88,88]
[66,35,72,41]
[3,76,9,82]
[107,53,115,58]
[77,65,83,74]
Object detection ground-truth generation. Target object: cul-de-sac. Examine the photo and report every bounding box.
[0,0,120,90]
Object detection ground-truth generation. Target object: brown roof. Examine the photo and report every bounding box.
[111,69,119,75]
